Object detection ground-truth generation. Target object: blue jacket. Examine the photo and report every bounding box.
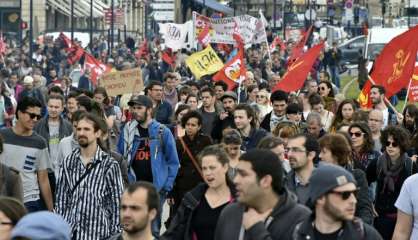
[117,119,179,192]
[154,100,173,125]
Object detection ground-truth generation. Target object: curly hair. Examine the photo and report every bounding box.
[319,133,352,166]
[348,122,374,153]
[380,125,411,154]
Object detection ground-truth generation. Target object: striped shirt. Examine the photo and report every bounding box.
[55,146,124,240]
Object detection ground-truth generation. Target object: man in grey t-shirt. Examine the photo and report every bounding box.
[0,96,53,212]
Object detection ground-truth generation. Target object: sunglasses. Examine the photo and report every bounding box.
[329,189,359,200]
[256,95,266,98]
[349,131,363,138]
[319,87,327,91]
[24,111,42,120]
[385,141,399,148]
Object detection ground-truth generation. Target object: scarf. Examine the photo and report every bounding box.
[380,153,406,194]
[352,151,369,171]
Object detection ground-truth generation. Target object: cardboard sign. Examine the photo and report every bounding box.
[100,68,143,96]
[185,45,224,79]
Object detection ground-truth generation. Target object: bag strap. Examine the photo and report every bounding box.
[179,137,204,179]
[71,161,100,194]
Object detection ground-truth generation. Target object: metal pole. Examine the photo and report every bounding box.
[29,0,33,65]
[19,0,22,47]
[90,0,93,50]
[144,3,148,39]
[111,0,114,53]
[71,0,74,41]
[233,0,236,16]
[273,0,277,29]
[283,0,286,40]
[203,0,206,15]
[408,0,411,27]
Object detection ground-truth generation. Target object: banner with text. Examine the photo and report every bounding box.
[193,12,267,45]
[408,67,418,102]
[159,21,190,51]
[185,45,224,79]
[100,68,143,96]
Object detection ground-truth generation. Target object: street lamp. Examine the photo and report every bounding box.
[29,0,33,65]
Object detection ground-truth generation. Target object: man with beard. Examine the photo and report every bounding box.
[117,95,179,238]
[215,149,310,239]
[370,85,398,127]
[292,163,382,240]
[146,81,173,125]
[401,104,417,135]
[286,134,318,205]
[211,92,238,142]
[55,112,124,240]
[110,181,159,240]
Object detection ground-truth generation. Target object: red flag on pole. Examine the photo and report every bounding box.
[84,53,111,86]
[0,32,6,56]
[272,42,324,93]
[162,48,176,67]
[358,79,373,109]
[270,36,286,52]
[135,39,149,60]
[213,33,247,91]
[370,25,418,98]
[288,25,313,65]
[59,33,85,65]
[407,66,418,102]
[197,24,211,47]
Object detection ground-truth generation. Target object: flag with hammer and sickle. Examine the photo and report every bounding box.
[370,25,418,98]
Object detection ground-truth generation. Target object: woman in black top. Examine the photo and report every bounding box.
[171,111,212,214]
[162,145,234,240]
[366,126,416,240]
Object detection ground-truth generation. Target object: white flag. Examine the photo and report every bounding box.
[159,22,189,51]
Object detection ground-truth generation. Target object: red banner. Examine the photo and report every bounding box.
[358,79,373,109]
[272,42,324,93]
[370,25,418,97]
[408,66,418,102]
[288,25,313,65]
[59,33,85,65]
[84,53,111,86]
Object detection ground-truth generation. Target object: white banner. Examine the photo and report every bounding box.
[193,12,267,45]
[159,21,189,51]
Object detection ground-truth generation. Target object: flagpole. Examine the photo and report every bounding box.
[402,78,412,113]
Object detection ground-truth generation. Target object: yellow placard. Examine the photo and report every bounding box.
[185,45,224,79]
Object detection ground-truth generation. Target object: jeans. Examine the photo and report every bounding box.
[151,190,167,239]
[24,199,45,213]
[329,66,341,89]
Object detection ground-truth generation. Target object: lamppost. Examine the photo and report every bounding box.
[29,0,33,65]
[71,0,74,41]
[90,0,93,50]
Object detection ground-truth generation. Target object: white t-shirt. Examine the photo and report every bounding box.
[395,173,418,240]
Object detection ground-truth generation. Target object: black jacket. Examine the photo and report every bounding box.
[242,128,269,151]
[161,183,236,240]
[211,114,236,142]
[292,216,382,240]
[214,189,311,240]
[34,115,73,146]
[349,166,374,225]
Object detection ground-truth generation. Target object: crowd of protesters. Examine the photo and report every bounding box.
[0,29,418,240]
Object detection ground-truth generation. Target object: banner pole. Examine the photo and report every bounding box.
[402,78,412,113]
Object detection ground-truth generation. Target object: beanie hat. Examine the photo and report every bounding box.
[11,211,71,240]
[308,163,357,207]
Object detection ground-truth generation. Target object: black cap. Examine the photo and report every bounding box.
[128,95,153,108]
[220,91,238,101]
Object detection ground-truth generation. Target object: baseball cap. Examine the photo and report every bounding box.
[220,91,238,101]
[23,76,34,85]
[128,95,153,108]
[308,163,357,207]
[11,211,71,240]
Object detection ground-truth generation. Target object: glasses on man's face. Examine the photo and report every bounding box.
[0,221,13,226]
[256,95,266,99]
[329,189,359,200]
[349,131,363,138]
[23,111,42,120]
[385,140,399,148]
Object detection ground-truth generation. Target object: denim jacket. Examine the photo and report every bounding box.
[117,119,179,191]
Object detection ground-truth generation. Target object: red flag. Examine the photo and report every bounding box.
[135,39,149,59]
[84,53,111,86]
[213,35,247,91]
[407,66,418,102]
[0,32,6,56]
[270,36,286,52]
[288,25,313,65]
[358,79,373,109]
[162,48,176,67]
[370,25,418,98]
[272,42,324,93]
[59,33,85,65]
[197,24,211,47]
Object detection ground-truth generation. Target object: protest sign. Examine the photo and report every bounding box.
[193,12,266,45]
[185,45,224,79]
[100,68,143,96]
[159,22,189,51]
